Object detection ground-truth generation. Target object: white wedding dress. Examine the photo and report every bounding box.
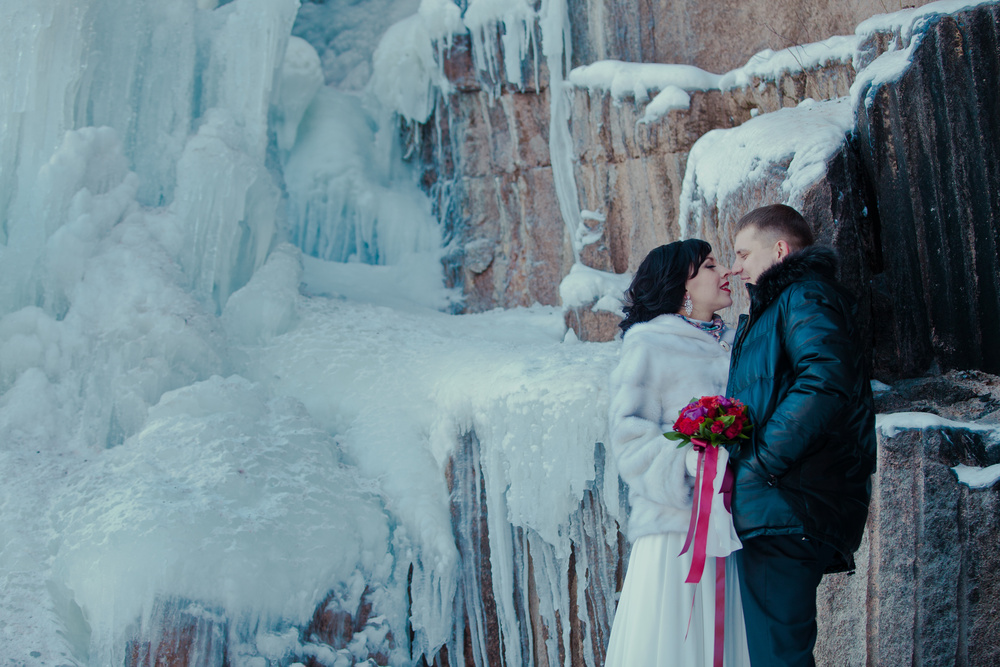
[604,543,750,667]
[606,314,750,667]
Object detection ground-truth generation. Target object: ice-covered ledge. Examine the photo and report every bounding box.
[952,462,1000,488]
[876,411,1000,489]
[568,34,858,125]
[876,410,1000,437]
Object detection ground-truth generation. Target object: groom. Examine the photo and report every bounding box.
[725,204,876,667]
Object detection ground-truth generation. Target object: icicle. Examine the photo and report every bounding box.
[538,0,583,261]
[463,0,537,98]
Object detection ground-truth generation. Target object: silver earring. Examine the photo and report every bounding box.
[683,293,693,316]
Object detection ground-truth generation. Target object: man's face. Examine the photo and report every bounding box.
[731,226,782,285]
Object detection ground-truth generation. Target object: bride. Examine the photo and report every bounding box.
[605,240,750,667]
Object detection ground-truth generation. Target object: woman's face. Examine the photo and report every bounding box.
[684,253,732,318]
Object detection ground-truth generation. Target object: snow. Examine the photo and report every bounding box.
[569,34,856,107]
[559,263,632,315]
[170,108,281,310]
[678,97,855,240]
[0,2,623,664]
[291,0,421,89]
[638,86,692,123]
[274,36,325,156]
[852,0,999,108]
[419,0,466,41]
[952,463,1000,489]
[300,253,458,313]
[568,1,995,119]
[565,34,859,156]
[855,0,992,46]
[569,61,721,103]
[369,12,455,123]
[877,413,1000,490]
[718,35,858,90]
[52,375,394,661]
[281,86,444,269]
[875,411,1000,437]
[241,296,620,662]
[463,0,538,91]
[10,0,996,663]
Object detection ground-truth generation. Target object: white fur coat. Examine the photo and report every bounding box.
[608,314,735,542]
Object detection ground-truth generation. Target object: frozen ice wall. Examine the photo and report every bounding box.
[0,0,623,665]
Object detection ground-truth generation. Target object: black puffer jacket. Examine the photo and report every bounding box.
[726,246,876,570]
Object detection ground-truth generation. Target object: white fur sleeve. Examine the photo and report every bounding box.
[608,339,694,511]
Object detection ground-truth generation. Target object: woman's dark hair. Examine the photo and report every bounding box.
[619,239,712,335]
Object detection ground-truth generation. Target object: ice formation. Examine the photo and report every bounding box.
[875,412,1000,490]
[0,0,622,665]
[559,264,634,314]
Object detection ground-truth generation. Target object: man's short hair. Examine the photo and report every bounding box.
[735,204,815,252]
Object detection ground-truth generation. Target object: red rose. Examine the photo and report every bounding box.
[675,417,699,436]
[710,421,725,434]
[724,424,740,439]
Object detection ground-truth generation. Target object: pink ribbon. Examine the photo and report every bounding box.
[680,438,719,584]
[715,557,725,667]
[679,439,735,655]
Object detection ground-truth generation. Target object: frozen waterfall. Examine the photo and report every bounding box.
[0,0,623,665]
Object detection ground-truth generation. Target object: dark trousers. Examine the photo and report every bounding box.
[734,534,838,667]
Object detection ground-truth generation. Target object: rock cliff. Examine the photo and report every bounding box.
[855,4,1000,378]
[816,371,1000,667]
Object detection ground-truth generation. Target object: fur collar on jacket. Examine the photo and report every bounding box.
[748,245,839,312]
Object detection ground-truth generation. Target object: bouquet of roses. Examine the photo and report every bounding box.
[663,395,752,448]
[664,395,751,584]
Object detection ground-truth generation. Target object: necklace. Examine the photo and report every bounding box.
[678,314,730,351]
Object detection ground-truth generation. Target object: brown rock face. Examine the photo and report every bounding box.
[563,58,857,342]
[442,164,574,311]
[816,420,1000,666]
[417,4,861,330]
[421,44,575,312]
[570,87,733,275]
[424,43,856,329]
[567,0,939,73]
[427,3,1000,370]
[563,305,621,343]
